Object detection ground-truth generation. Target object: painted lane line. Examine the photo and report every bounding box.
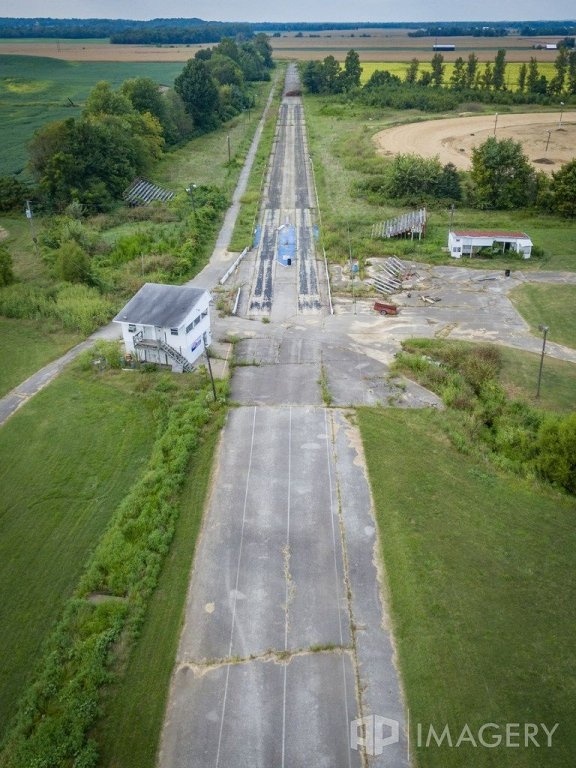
[215,406,257,768]
[325,409,353,768]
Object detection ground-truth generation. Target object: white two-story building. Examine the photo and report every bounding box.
[113,282,211,372]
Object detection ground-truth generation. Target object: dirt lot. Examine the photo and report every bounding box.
[373,112,576,174]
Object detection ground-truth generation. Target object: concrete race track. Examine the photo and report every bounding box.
[159,64,409,767]
[160,404,408,768]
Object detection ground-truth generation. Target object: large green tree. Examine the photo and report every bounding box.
[492,49,507,90]
[175,59,220,130]
[341,49,362,91]
[430,53,445,86]
[549,159,576,217]
[471,137,536,209]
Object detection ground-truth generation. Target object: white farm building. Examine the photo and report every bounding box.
[448,230,533,259]
[114,282,211,372]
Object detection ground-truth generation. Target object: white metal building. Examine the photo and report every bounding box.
[114,282,211,372]
[448,230,533,259]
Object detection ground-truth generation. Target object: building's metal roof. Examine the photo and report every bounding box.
[113,283,208,328]
[452,230,531,240]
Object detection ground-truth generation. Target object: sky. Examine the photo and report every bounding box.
[0,1,574,23]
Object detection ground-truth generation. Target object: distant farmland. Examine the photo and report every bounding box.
[0,54,185,175]
[269,30,565,62]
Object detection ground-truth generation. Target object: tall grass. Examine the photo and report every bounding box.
[0,363,227,768]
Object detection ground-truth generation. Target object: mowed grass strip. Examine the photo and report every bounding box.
[0,318,81,397]
[509,283,576,349]
[357,407,576,768]
[0,370,155,741]
[97,418,221,767]
[499,347,576,412]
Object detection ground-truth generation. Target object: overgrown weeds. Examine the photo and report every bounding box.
[393,338,576,494]
[0,367,227,768]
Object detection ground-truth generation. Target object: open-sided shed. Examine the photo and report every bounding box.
[448,230,532,259]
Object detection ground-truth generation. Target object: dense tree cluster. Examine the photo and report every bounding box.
[175,35,273,127]
[23,35,273,212]
[356,135,575,218]
[301,50,362,94]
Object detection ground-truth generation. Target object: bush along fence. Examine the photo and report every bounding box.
[0,377,227,768]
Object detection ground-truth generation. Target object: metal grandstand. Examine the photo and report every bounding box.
[123,178,175,206]
[371,208,427,240]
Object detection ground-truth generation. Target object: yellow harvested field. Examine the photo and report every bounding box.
[0,40,206,61]
[360,61,557,88]
[373,112,576,174]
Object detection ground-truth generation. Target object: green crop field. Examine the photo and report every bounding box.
[358,407,576,768]
[0,368,156,743]
[499,346,576,412]
[0,55,186,176]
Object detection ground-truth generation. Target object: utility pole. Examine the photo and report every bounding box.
[536,324,549,399]
[25,200,39,257]
[348,224,357,315]
[203,332,217,401]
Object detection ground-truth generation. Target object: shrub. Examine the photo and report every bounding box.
[536,412,576,492]
[0,245,15,287]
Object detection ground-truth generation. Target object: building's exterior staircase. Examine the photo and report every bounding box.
[133,332,194,372]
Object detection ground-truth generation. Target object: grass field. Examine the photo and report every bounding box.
[509,284,576,348]
[303,95,576,270]
[0,317,81,397]
[358,407,576,768]
[499,346,576,412]
[0,369,156,743]
[0,54,186,175]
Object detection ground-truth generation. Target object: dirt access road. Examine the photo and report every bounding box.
[374,111,576,174]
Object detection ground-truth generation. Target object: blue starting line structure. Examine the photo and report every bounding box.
[276,223,296,267]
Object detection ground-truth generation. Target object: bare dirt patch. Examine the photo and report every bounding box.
[373,112,576,174]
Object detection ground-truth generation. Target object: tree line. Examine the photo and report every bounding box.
[359,137,576,218]
[303,47,576,100]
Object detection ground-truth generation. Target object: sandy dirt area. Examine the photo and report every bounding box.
[373,112,576,174]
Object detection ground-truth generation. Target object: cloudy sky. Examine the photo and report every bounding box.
[1,1,574,23]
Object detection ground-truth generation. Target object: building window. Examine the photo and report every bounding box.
[128,324,136,333]
[201,309,208,319]
[185,320,194,333]
[170,328,179,336]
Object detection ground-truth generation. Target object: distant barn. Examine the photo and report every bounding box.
[433,44,455,52]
